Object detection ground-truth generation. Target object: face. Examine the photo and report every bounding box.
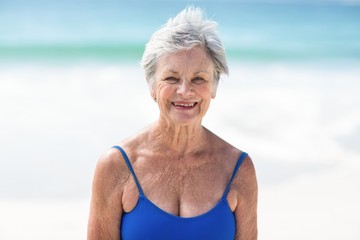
[151,46,217,126]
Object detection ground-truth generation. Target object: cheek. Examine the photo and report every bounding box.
[155,83,170,99]
[199,98,211,116]
[197,88,213,116]
[155,84,172,110]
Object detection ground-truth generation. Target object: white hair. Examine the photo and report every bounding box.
[141,6,228,87]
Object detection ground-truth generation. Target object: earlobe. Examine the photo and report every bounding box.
[148,83,156,101]
[211,87,217,99]
[211,81,218,98]
[151,93,157,102]
[212,91,216,99]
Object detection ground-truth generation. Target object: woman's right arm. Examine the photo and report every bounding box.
[87,149,127,240]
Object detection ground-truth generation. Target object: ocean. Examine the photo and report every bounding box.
[1,0,360,63]
[0,1,359,239]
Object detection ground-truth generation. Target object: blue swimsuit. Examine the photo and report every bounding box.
[113,146,248,240]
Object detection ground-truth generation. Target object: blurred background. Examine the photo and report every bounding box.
[0,0,359,239]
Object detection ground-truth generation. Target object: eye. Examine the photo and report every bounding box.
[192,77,206,84]
[164,77,179,83]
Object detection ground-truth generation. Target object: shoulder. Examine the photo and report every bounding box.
[207,130,244,166]
[104,128,150,172]
[206,130,254,186]
[234,152,257,189]
[232,154,258,239]
[233,153,258,205]
[91,147,131,197]
[88,148,129,239]
[97,147,129,178]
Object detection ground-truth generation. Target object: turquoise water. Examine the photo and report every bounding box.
[0,0,360,62]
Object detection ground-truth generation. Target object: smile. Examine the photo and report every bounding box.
[171,102,198,108]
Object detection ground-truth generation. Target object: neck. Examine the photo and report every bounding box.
[150,118,207,155]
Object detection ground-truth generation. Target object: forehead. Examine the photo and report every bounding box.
[156,47,214,75]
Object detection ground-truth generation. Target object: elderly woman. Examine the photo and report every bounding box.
[88,6,257,240]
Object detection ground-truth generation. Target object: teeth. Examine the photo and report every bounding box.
[174,102,195,107]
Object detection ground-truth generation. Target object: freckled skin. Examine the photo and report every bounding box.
[153,47,216,130]
[88,46,258,240]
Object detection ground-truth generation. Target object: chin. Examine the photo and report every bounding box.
[170,116,202,126]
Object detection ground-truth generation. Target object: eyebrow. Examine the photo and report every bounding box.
[168,69,179,74]
[194,71,211,75]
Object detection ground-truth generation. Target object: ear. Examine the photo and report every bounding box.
[211,82,218,99]
[147,78,156,100]
[149,84,157,102]
[211,91,216,99]
[149,86,156,100]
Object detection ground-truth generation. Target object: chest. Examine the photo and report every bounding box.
[121,195,236,240]
[122,155,234,217]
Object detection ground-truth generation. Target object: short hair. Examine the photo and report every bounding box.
[141,6,228,87]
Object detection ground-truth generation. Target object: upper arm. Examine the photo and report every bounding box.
[234,156,258,240]
[87,149,128,240]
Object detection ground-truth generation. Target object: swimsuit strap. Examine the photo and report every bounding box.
[222,152,248,199]
[112,145,145,196]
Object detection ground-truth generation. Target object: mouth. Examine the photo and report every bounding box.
[171,102,198,109]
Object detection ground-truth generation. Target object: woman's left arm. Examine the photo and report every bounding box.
[234,156,258,240]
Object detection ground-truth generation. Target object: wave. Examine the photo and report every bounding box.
[1,43,359,63]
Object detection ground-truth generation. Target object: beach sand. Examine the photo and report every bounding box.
[0,62,359,239]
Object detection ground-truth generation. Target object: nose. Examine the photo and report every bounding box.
[176,80,193,96]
